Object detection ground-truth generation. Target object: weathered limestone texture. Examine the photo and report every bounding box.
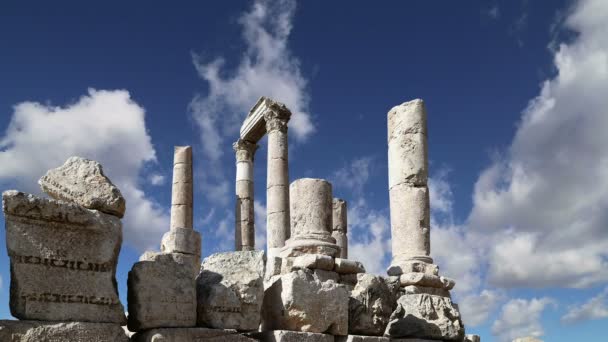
[265,100,292,258]
[399,273,455,290]
[387,99,433,270]
[170,146,193,230]
[197,251,265,331]
[348,274,395,336]
[161,227,201,256]
[332,198,348,259]
[38,156,125,218]
[3,190,125,323]
[384,294,464,340]
[234,139,259,251]
[263,269,349,335]
[0,320,129,342]
[283,178,339,257]
[336,336,389,342]
[132,327,257,342]
[127,253,196,331]
[282,254,335,273]
[256,330,335,342]
[334,258,366,274]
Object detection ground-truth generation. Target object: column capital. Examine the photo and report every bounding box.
[233,139,259,162]
[264,101,291,133]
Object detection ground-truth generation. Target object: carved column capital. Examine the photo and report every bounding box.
[264,101,291,133]
[233,139,259,162]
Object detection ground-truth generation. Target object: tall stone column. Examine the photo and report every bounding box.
[161,146,201,276]
[332,198,348,259]
[283,178,339,257]
[264,106,291,258]
[233,139,258,251]
[387,99,433,273]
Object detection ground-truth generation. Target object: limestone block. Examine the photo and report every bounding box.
[0,320,129,342]
[127,253,196,331]
[399,273,455,290]
[132,327,256,342]
[401,285,451,298]
[384,294,464,340]
[160,227,201,256]
[174,145,192,164]
[38,156,126,217]
[349,274,395,336]
[336,336,389,342]
[281,240,340,258]
[389,184,430,260]
[290,178,333,238]
[465,334,481,342]
[314,269,340,283]
[140,251,200,278]
[197,251,265,331]
[3,191,125,323]
[289,254,335,271]
[387,99,428,188]
[263,269,349,335]
[256,330,334,342]
[334,258,366,274]
[387,261,438,276]
[266,256,282,279]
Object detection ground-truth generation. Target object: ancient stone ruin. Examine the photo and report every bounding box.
[1,97,481,341]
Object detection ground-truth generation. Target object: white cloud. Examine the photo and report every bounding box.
[254,200,267,250]
[331,157,373,196]
[492,297,555,342]
[348,198,391,275]
[561,287,608,324]
[148,173,165,186]
[0,89,169,251]
[459,290,504,327]
[468,0,608,289]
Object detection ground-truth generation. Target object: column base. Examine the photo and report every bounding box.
[387,255,436,276]
[281,237,340,258]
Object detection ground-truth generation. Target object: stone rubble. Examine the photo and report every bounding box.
[38,156,126,218]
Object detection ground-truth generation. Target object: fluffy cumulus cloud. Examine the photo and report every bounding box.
[0,89,169,251]
[492,297,555,342]
[459,290,504,327]
[190,0,314,164]
[468,0,608,289]
[561,287,608,324]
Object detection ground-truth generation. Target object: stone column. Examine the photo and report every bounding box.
[233,139,258,251]
[284,178,339,257]
[264,106,291,258]
[170,146,193,230]
[332,198,348,259]
[387,99,433,272]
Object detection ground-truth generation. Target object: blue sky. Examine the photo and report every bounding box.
[1,1,607,341]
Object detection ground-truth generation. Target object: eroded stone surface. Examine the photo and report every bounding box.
[132,327,256,342]
[256,330,335,342]
[38,156,125,217]
[160,227,201,257]
[349,274,395,336]
[127,253,196,331]
[399,273,455,290]
[263,269,349,335]
[3,191,125,323]
[197,251,265,331]
[384,294,464,341]
[336,336,389,342]
[334,258,365,274]
[0,320,129,342]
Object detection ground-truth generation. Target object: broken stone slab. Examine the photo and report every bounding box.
[263,269,349,335]
[336,336,389,342]
[384,294,465,341]
[0,320,129,342]
[254,330,335,342]
[334,258,366,274]
[197,251,265,331]
[349,274,396,336]
[131,327,257,342]
[160,226,201,258]
[127,253,196,331]
[387,261,439,276]
[38,156,126,218]
[399,273,455,290]
[3,190,125,324]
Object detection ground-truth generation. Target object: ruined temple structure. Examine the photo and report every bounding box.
[1,97,480,342]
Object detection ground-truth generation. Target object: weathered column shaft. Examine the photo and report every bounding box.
[332,198,348,259]
[290,178,333,240]
[388,99,432,266]
[171,146,193,230]
[234,139,258,251]
[265,109,291,256]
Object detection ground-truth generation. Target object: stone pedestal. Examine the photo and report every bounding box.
[234,139,258,251]
[332,198,348,259]
[265,107,291,258]
[3,191,125,324]
[282,178,339,257]
[387,100,433,272]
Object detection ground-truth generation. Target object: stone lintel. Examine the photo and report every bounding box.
[240,96,291,143]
